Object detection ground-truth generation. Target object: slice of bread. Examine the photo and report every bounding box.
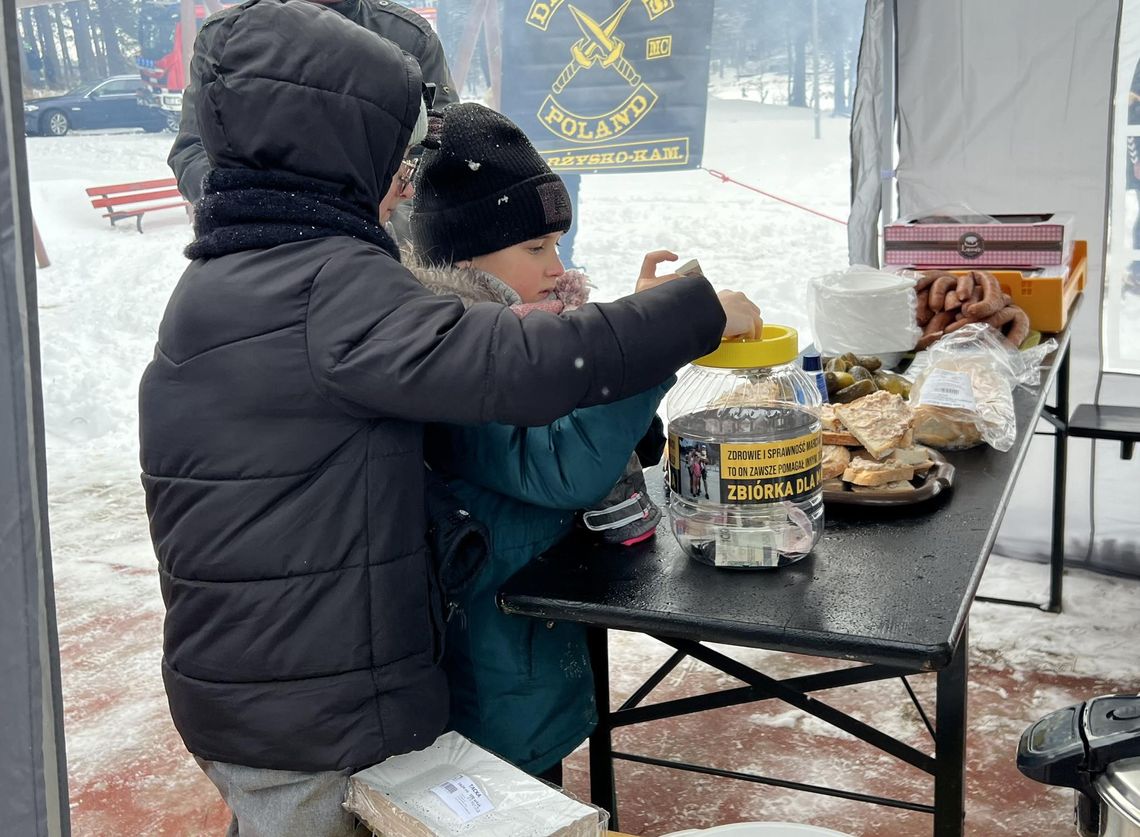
[887,445,933,472]
[852,480,914,493]
[834,391,914,460]
[820,404,844,432]
[822,430,860,447]
[821,445,851,481]
[842,456,916,486]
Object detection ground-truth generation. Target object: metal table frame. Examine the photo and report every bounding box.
[501,330,1074,836]
[976,345,1071,614]
[586,627,969,833]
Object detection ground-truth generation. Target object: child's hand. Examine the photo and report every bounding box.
[718,290,764,339]
[634,250,680,292]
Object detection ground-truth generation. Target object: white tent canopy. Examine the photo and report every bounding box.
[851,0,1140,576]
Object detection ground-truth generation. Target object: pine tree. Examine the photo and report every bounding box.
[52,5,78,88]
[67,1,101,84]
[92,0,130,74]
[32,6,62,89]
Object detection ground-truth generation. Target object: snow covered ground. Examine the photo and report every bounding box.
[28,95,854,593]
[24,98,1140,834]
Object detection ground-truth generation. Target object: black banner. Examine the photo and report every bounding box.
[501,0,714,174]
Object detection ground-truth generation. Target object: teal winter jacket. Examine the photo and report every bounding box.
[415,260,670,773]
[429,382,668,774]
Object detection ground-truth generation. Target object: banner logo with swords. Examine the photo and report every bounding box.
[535,0,661,144]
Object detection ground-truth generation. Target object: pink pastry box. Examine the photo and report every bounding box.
[884,212,1075,269]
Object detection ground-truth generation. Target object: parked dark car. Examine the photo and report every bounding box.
[23,75,170,137]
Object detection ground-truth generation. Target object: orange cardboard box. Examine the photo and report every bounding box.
[944,239,1087,333]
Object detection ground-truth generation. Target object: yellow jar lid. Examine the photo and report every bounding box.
[693,325,800,369]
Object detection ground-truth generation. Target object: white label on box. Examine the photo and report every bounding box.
[429,774,495,822]
[917,369,976,412]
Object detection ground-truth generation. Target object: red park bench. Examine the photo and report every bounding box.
[85,177,190,233]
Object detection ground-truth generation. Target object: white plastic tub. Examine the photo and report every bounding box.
[808,266,921,367]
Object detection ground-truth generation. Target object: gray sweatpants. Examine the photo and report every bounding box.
[196,757,372,837]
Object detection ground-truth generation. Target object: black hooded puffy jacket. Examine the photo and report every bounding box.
[139,0,726,772]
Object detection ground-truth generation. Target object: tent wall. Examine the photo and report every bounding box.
[852,0,1140,576]
[0,0,71,832]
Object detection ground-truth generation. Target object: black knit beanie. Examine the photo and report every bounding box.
[411,103,572,263]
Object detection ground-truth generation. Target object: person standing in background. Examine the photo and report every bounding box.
[167,0,457,205]
[1127,56,1140,284]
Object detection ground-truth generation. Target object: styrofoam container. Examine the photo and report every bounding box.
[663,823,855,837]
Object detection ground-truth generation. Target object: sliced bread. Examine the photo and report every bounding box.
[842,456,916,486]
[821,445,852,481]
[834,391,914,460]
[852,480,915,493]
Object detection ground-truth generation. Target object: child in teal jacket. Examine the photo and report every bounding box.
[412,103,685,779]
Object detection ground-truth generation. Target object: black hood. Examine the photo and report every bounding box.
[195,0,422,212]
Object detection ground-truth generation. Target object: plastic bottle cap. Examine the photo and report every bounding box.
[693,325,800,369]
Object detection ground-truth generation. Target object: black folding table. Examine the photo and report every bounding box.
[499,326,1073,836]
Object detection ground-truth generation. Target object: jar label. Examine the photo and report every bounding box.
[668,430,822,505]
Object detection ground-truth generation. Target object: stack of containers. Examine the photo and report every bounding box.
[883,212,1086,332]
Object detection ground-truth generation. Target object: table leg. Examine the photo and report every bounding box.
[934,622,968,837]
[1048,346,1071,613]
[587,626,618,826]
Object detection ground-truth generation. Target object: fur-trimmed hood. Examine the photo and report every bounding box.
[405,257,592,312]
[407,261,523,308]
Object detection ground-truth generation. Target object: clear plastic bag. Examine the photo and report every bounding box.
[895,202,1002,226]
[807,265,922,366]
[908,323,1056,452]
[346,731,608,836]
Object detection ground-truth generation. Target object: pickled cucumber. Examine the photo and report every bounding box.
[848,365,873,383]
[856,356,883,372]
[873,371,911,398]
[832,379,877,403]
[824,371,855,394]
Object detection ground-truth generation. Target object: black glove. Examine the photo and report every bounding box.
[580,454,661,547]
[424,470,489,599]
[635,414,666,468]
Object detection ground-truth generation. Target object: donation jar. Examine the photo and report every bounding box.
[666,325,823,569]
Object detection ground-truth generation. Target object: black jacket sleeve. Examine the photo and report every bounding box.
[415,24,457,108]
[305,250,724,427]
[167,16,224,202]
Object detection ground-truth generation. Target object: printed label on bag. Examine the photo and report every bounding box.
[429,774,495,822]
[917,369,977,411]
[668,430,821,505]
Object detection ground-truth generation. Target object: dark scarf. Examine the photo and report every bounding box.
[185,169,399,261]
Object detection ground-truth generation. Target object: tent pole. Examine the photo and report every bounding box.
[879,0,897,234]
[33,217,49,268]
[450,0,491,97]
[485,0,503,111]
[181,0,195,95]
[812,0,821,139]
